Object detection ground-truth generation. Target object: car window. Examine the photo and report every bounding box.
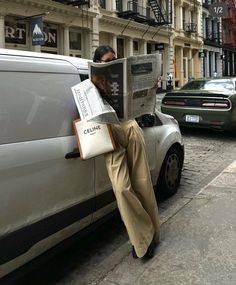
[136,114,162,127]
[80,74,89,81]
[181,80,207,90]
[0,58,80,144]
[181,79,234,92]
[203,80,234,92]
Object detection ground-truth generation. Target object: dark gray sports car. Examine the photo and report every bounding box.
[161,78,236,131]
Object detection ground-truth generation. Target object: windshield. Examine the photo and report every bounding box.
[203,80,234,92]
[181,79,234,92]
[181,80,208,90]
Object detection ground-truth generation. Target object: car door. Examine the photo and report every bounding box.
[0,54,95,275]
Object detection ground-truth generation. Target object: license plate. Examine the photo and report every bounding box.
[185,115,200,123]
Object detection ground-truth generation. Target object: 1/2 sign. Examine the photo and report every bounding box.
[209,3,228,17]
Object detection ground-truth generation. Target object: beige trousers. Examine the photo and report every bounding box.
[104,119,160,258]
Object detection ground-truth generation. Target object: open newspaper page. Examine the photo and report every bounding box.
[89,58,128,120]
[89,54,161,120]
[127,53,161,118]
[73,54,161,123]
[71,79,119,124]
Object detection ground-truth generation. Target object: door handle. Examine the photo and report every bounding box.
[65,150,81,159]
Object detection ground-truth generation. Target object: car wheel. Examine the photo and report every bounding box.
[156,145,183,197]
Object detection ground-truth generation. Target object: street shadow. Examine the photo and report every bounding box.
[180,126,236,141]
[1,214,126,285]
[2,196,169,285]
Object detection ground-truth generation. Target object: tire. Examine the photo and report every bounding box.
[156,145,184,197]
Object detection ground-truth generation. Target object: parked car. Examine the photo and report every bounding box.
[0,49,184,278]
[161,78,236,131]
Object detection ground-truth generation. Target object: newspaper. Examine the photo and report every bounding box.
[72,53,161,123]
[71,79,119,124]
[126,54,161,118]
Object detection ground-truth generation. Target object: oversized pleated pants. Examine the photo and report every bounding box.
[104,119,160,258]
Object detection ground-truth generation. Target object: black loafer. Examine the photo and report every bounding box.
[143,240,156,259]
[132,246,138,259]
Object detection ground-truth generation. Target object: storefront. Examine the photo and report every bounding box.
[0,0,97,59]
[4,16,87,57]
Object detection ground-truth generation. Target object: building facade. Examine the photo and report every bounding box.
[173,0,202,87]
[202,0,223,78]
[222,0,236,76]
[0,0,97,58]
[1,0,235,88]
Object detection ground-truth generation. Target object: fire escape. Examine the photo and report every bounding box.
[183,0,198,34]
[116,0,172,27]
[51,0,90,6]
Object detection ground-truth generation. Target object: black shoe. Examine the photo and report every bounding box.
[132,246,138,259]
[143,240,156,259]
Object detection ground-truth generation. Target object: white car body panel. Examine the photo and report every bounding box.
[0,137,95,236]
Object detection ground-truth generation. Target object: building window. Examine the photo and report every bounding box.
[209,52,212,77]
[215,53,218,73]
[202,15,205,38]
[204,15,209,39]
[147,43,152,54]
[69,31,81,50]
[133,40,139,52]
[99,0,106,9]
[5,17,27,47]
[42,23,58,49]
[190,11,193,23]
[116,0,123,12]
[117,38,124,58]
[182,7,186,29]
[174,6,177,28]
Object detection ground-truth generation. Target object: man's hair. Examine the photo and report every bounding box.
[93,45,115,62]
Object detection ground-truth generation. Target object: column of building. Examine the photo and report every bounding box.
[63,25,70,56]
[0,14,5,48]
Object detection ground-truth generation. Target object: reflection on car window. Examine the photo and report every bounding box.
[181,80,207,90]
[181,79,234,92]
[204,80,234,92]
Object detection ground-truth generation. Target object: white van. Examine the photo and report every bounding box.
[0,49,184,278]
[0,49,94,277]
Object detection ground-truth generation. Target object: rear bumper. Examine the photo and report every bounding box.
[161,107,235,130]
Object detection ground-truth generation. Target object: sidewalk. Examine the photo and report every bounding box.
[97,161,236,285]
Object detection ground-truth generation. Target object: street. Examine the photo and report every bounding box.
[2,126,236,285]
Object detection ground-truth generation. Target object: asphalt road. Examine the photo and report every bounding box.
[3,127,236,285]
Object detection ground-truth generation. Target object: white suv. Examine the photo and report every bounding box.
[0,49,184,278]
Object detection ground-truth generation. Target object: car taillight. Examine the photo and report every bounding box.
[201,100,230,109]
[162,99,186,106]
